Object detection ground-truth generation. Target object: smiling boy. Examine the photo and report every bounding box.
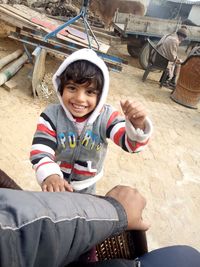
[30,48,153,193]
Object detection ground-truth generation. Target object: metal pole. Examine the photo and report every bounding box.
[83,0,89,8]
[0,49,23,70]
[0,53,28,86]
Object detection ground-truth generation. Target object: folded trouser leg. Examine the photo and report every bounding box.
[169,63,181,85]
[159,69,170,83]
[168,62,175,79]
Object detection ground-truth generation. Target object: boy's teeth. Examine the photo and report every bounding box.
[73,104,85,109]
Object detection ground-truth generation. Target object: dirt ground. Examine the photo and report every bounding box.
[0,36,200,252]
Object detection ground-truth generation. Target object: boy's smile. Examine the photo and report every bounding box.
[62,81,99,118]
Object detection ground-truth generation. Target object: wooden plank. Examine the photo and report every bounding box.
[30,17,110,52]
[12,28,127,65]
[28,23,91,48]
[0,4,36,28]
[32,48,47,98]
[0,4,109,52]
[0,7,86,47]
[0,4,41,22]
[0,4,32,19]
[20,27,88,50]
[9,32,122,72]
[3,79,17,92]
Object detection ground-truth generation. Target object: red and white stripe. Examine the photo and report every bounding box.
[125,135,149,153]
[109,122,125,145]
[60,162,72,174]
[73,161,97,176]
[30,144,55,158]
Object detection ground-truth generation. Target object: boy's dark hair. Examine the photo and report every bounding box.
[59,60,104,96]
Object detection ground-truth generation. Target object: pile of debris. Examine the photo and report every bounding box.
[32,1,79,19]
[33,0,105,28]
[0,0,105,28]
[0,0,148,28]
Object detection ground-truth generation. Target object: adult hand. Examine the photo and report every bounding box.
[41,174,73,192]
[106,185,150,231]
[120,100,147,130]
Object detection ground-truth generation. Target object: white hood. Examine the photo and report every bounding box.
[52,48,110,124]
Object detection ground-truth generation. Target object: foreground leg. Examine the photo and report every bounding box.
[74,245,200,267]
[139,245,200,267]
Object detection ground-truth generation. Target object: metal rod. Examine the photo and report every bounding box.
[84,18,100,50]
[82,17,92,49]
[44,12,83,41]
[43,0,99,50]
[83,0,89,8]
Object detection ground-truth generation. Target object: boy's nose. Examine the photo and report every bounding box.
[75,90,85,102]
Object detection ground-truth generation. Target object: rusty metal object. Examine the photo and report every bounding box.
[171,54,200,109]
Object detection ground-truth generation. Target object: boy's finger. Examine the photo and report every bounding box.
[42,184,47,192]
[125,102,142,115]
[120,100,134,115]
[120,100,125,106]
[46,185,54,192]
[60,186,66,192]
[54,184,61,192]
[120,104,127,116]
[128,109,146,120]
[64,181,73,192]
[120,100,127,112]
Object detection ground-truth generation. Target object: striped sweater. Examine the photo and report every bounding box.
[30,103,152,192]
[30,48,152,192]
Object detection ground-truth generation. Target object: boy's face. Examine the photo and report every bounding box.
[62,80,99,118]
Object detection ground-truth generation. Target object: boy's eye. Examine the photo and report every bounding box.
[66,85,76,91]
[87,89,98,95]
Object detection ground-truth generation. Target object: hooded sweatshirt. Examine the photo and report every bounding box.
[30,48,153,192]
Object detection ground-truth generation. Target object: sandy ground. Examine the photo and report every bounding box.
[0,37,200,252]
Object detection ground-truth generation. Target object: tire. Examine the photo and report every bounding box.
[139,42,150,70]
[127,44,141,58]
[139,40,159,70]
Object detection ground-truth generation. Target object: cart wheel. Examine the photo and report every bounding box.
[139,42,149,70]
[127,44,141,58]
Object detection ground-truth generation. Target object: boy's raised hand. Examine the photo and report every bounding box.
[120,100,147,130]
[41,174,73,192]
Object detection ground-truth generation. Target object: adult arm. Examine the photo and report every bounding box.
[168,38,179,62]
[0,185,148,267]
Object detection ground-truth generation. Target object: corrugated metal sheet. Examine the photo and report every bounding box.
[168,0,200,5]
